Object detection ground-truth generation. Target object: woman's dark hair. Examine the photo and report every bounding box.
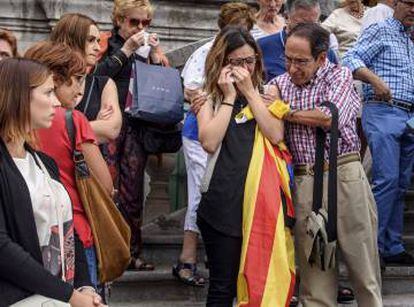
[204,26,264,103]
[286,23,330,59]
[50,13,98,56]
[0,29,18,57]
[218,2,256,31]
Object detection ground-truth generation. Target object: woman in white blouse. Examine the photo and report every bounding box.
[0,58,104,306]
[322,0,366,57]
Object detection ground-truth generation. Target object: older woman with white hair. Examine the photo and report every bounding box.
[251,0,286,39]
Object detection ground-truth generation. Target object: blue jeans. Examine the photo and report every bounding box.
[84,246,98,289]
[362,102,414,257]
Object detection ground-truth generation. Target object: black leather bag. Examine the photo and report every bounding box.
[141,123,183,154]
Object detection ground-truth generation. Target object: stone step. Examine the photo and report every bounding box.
[339,264,414,296]
[404,210,414,233]
[141,234,205,265]
[147,181,170,201]
[110,295,414,307]
[141,208,206,264]
[109,266,414,306]
[402,234,414,252]
[108,266,207,304]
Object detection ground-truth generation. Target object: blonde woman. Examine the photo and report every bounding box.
[95,0,167,271]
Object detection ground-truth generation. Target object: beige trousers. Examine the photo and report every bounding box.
[293,161,382,307]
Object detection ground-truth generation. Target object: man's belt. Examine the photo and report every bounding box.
[369,99,414,113]
[294,152,360,176]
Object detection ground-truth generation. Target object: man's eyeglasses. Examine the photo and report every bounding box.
[227,55,257,67]
[285,55,314,67]
[126,17,152,28]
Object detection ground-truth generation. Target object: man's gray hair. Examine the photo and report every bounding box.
[285,0,321,13]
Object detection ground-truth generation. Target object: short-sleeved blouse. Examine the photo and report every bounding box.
[38,107,97,248]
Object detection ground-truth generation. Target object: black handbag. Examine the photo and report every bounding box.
[141,123,183,154]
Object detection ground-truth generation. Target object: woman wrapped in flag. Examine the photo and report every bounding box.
[196,26,296,307]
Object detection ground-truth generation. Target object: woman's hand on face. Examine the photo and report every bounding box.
[122,31,145,56]
[231,66,254,96]
[218,65,237,101]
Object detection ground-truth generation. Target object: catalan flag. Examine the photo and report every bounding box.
[236,101,296,307]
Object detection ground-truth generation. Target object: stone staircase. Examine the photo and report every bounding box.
[108,153,414,306]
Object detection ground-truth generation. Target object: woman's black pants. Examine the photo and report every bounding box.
[198,217,242,307]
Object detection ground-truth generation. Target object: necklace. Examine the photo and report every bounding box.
[348,6,365,19]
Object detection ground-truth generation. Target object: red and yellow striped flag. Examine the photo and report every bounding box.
[236,101,296,307]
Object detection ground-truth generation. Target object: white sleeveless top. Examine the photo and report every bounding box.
[13,152,74,281]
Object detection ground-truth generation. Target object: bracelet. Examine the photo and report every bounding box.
[77,286,97,293]
[221,102,234,107]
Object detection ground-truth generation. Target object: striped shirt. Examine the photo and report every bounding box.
[343,18,414,103]
[269,61,361,164]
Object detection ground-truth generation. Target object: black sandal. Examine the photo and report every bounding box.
[172,262,206,287]
[337,286,355,304]
[127,258,155,271]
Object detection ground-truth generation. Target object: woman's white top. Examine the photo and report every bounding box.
[322,7,365,57]
[13,152,73,277]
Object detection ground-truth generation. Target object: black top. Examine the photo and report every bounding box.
[76,75,110,121]
[197,98,256,238]
[0,139,91,306]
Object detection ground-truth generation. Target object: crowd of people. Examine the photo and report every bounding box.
[0,0,413,306]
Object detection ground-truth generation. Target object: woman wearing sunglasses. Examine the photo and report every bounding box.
[94,0,167,272]
[25,41,114,293]
[197,26,295,306]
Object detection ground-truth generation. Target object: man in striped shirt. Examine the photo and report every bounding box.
[270,23,382,306]
[343,0,414,267]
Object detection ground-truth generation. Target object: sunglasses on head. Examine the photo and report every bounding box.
[126,17,152,28]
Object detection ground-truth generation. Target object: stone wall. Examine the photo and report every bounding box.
[0,0,258,53]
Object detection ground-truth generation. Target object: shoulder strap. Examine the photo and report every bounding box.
[82,76,96,115]
[312,101,339,243]
[65,110,76,151]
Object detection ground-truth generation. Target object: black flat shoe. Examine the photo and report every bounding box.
[337,286,354,304]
